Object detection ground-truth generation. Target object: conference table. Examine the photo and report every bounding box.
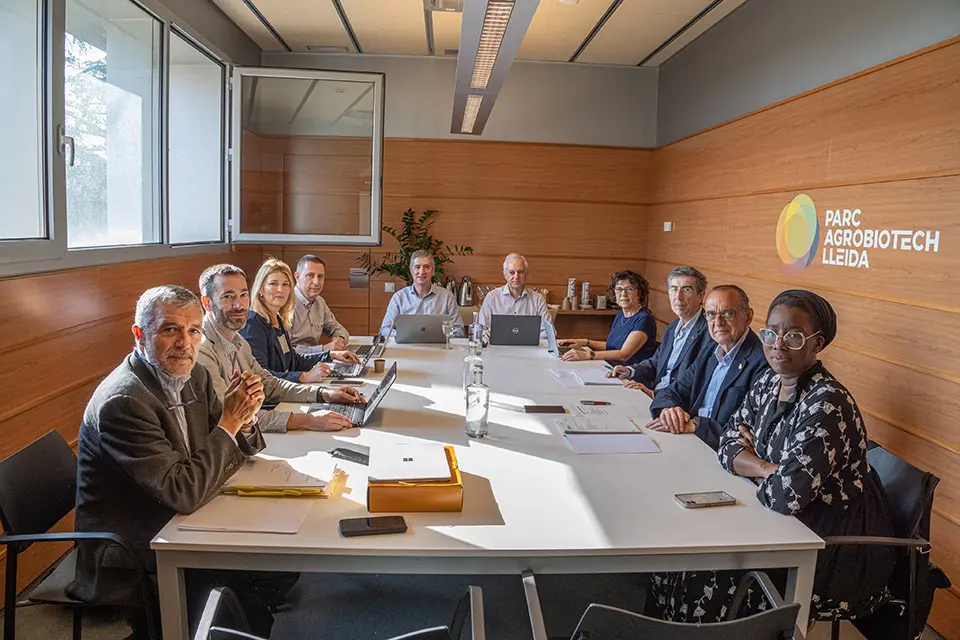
[152,338,822,639]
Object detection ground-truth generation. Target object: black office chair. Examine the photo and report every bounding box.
[821,442,950,640]
[523,570,804,640]
[0,430,158,640]
[193,585,486,640]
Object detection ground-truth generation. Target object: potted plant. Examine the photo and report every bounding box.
[358,208,473,286]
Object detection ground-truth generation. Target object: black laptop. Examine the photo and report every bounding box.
[308,362,397,426]
[490,314,541,346]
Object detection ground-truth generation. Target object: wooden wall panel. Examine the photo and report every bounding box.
[655,39,960,203]
[645,36,960,636]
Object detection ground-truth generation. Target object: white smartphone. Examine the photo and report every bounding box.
[674,491,737,509]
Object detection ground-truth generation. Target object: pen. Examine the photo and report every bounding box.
[581,401,611,406]
[604,364,614,371]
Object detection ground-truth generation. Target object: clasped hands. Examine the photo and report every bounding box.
[221,371,266,435]
[644,406,696,434]
[558,338,591,361]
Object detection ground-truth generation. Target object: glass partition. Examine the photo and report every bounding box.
[231,67,384,245]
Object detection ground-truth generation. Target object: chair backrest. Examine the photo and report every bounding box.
[570,602,800,640]
[0,430,77,549]
[194,587,263,640]
[867,443,940,540]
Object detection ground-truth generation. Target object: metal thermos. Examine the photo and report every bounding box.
[458,277,474,306]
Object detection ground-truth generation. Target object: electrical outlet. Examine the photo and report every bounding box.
[384,282,395,293]
[663,221,673,232]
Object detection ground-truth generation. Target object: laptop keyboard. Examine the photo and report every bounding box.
[325,403,364,423]
[330,361,362,376]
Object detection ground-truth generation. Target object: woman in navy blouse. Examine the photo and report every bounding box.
[559,270,657,366]
[239,258,359,383]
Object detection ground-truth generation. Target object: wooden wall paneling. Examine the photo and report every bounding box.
[931,590,960,639]
[283,194,364,235]
[0,381,99,461]
[383,139,655,204]
[655,40,960,204]
[931,514,960,603]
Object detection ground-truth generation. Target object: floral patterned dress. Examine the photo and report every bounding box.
[648,362,895,623]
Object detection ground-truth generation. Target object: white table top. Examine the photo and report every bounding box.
[153,339,822,560]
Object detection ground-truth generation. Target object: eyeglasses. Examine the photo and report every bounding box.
[165,381,200,411]
[614,286,637,295]
[758,328,822,350]
[668,285,696,296]
[704,309,738,322]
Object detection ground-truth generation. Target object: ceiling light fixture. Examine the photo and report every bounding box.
[460,95,484,133]
[470,1,514,90]
[450,0,539,136]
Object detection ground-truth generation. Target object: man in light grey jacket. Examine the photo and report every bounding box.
[197,264,364,433]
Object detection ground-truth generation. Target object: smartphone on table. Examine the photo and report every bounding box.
[674,491,737,509]
[339,516,408,537]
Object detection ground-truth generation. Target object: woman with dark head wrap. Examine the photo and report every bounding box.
[648,290,895,627]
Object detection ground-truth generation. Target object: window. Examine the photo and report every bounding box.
[231,67,384,246]
[0,0,45,241]
[168,30,225,244]
[64,0,161,249]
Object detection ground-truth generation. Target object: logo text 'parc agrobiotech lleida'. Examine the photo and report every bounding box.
[776,194,941,272]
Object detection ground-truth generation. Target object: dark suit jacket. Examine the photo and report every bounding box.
[69,353,265,606]
[628,312,711,388]
[239,311,330,383]
[650,329,769,450]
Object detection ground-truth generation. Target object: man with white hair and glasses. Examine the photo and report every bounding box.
[379,249,464,337]
[477,253,551,336]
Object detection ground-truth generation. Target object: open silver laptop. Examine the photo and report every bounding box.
[394,314,447,344]
[308,362,397,426]
[543,320,572,357]
[490,314,541,346]
[369,443,451,483]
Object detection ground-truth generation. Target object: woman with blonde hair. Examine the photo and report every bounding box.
[240,257,358,384]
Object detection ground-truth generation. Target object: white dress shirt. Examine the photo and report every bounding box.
[478,285,551,336]
[379,284,465,337]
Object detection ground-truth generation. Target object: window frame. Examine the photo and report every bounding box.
[0,0,235,278]
[165,25,228,247]
[228,66,385,247]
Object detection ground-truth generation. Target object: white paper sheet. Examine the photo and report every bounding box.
[569,403,646,418]
[225,458,328,490]
[548,369,583,389]
[178,497,312,534]
[573,369,623,386]
[564,433,661,455]
[555,416,640,434]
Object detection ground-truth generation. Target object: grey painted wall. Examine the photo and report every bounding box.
[657,0,960,145]
[147,0,260,65]
[262,53,659,147]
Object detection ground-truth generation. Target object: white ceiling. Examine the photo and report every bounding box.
[210,0,747,66]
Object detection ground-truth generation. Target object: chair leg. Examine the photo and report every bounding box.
[4,548,17,640]
[830,619,840,640]
[72,608,82,640]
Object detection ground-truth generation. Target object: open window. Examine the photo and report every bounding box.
[229,67,384,246]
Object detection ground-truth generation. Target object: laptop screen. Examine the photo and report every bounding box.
[544,320,560,352]
[363,361,398,420]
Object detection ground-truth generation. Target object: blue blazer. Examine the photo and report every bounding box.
[628,312,711,389]
[649,329,769,450]
[238,311,330,383]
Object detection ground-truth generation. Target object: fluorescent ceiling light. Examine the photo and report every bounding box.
[470,1,514,90]
[461,95,483,133]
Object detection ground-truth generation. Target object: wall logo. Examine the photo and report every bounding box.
[776,194,820,272]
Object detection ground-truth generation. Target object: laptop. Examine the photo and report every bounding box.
[369,443,451,483]
[350,333,386,360]
[332,335,383,378]
[490,314,541,346]
[394,314,447,344]
[543,320,572,357]
[308,362,398,426]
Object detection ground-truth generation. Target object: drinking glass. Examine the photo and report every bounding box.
[441,319,454,349]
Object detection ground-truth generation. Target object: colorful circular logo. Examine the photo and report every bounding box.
[776,194,819,271]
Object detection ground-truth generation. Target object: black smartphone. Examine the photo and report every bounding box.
[329,447,370,465]
[523,405,567,414]
[339,516,408,537]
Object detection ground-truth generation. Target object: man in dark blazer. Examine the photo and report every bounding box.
[68,285,285,638]
[647,285,769,450]
[610,266,712,396]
